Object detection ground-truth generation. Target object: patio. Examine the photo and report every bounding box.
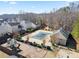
[18,42,56,58]
[1,41,56,58]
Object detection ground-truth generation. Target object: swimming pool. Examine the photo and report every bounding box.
[31,31,53,40]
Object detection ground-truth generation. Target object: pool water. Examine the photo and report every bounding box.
[32,31,53,40]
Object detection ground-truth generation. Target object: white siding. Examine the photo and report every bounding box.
[20,20,36,30]
[12,25,19,32]
[0,23,12,36]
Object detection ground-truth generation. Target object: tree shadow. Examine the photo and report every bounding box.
[66,33,77,49]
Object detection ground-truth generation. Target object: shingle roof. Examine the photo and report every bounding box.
[9,23,19,26]
[60,28,69,38]
[54,28,69,39]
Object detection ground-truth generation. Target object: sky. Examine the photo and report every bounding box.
[0,1,70,15]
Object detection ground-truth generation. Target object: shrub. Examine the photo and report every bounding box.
[72,17,79,39]
[46,46,52,51]
[26,28,34,33]
[37,44,42,48]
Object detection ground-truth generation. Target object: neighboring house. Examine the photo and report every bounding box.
[4,18,20,24]
[0,19,3,20]
[0,19,5,24]
[0,18,25,35]
[0,22,12,36]
[20,20,37,30]
[0,21,20,36]
[51,28,70,46]
[9,23,20,32]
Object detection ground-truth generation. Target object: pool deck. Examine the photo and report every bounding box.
[21,30,53,45]
[18,42,55,58]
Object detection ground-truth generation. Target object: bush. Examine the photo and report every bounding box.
[29,42,33,45]
[19,30,26,35]
[33,42,37,46]
[26,28,34,33]
[17,39,24,42]
[72,17,79,39]
[16,35,24,42]
[46,46,52,51]
[37,44,42,48]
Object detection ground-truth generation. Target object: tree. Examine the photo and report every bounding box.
[72,17,79,39]
[50,35,56,46]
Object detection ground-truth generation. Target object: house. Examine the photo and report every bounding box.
[0,21,19,36]
[0,22,12,36]
[9,22,20,32]
[0,18,22,36]
[19,20,37,31]
[0,19,4,24]
[54,28,77,49]
[51,28,70,46]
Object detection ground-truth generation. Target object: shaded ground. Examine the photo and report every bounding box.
[66,34,77,49]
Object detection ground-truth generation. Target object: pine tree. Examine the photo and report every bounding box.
[72,17,79,39]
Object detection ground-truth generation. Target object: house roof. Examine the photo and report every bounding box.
[9,23,19,26]
[60,28,69,38]
[54,28,69,39]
